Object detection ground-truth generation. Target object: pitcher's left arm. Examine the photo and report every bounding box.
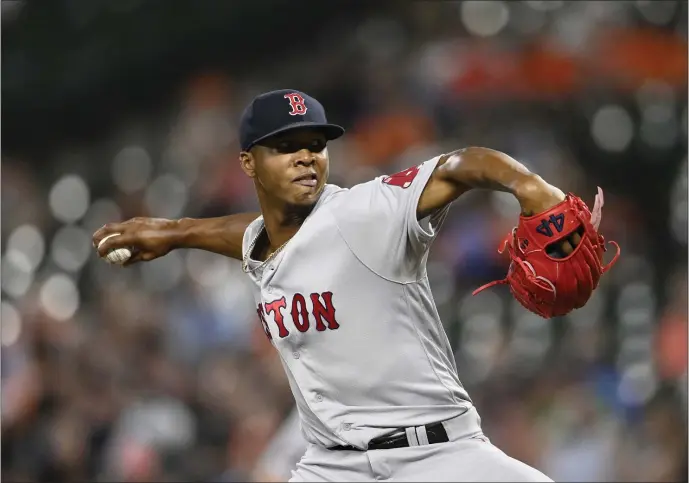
[417,147,566,219]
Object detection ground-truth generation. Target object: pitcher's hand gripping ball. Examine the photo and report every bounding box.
[473,188,620,318]
[98,233,132,265]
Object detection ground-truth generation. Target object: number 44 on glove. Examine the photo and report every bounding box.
[473,187,620,319]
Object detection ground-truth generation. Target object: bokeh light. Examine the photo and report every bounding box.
[635,0,678,26]
[144,174,188,219]
[590,105,634,153]
[460,1,510,38]
[617,362,658,406]
[1,301,23,346]
[82,198,123,234]
[6,224,45,272]
[39,273,80,321]
[50,225,93,272]
[49,174,90,223]
[112,145,154,193]
[1,250,34,299]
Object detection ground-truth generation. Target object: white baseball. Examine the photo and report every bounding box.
[98,233,132,264]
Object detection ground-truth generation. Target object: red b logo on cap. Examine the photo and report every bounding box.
[284,93,308,116]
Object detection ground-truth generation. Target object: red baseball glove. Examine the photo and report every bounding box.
[473,188,620,318]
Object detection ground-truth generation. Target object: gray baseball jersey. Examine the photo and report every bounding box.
[242,155,472,450]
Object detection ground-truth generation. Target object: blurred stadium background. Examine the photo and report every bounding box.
[2,0,687,481]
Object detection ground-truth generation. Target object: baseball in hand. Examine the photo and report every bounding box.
[98,233,132,264]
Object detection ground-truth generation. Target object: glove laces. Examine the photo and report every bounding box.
[472,230,516,295]
[472,189,621,297]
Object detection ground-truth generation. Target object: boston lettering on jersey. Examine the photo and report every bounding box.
[256,291,339,339]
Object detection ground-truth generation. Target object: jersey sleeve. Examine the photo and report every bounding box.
[329,155,450,282]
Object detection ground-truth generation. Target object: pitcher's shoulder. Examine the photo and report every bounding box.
[322,178,384,213]
[315,183,349,210]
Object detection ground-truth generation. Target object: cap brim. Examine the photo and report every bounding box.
[247,122,345,150]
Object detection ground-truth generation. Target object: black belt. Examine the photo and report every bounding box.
[329,421,449,451]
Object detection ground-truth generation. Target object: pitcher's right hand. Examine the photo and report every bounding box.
[92,217,181,266]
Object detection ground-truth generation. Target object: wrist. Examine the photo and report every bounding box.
[514,174,543,204]
[515,175,565,215]
[169,218,191,250]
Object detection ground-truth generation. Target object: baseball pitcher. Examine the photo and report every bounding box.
[94,89,619,482]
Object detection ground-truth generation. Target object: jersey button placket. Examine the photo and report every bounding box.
[292,351,300,360]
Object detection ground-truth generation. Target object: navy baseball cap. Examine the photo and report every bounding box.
[239,89,345,151]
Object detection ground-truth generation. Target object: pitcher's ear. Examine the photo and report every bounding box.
[240,151,255,178]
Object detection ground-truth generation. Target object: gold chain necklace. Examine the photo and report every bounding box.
[241,223,290,274]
